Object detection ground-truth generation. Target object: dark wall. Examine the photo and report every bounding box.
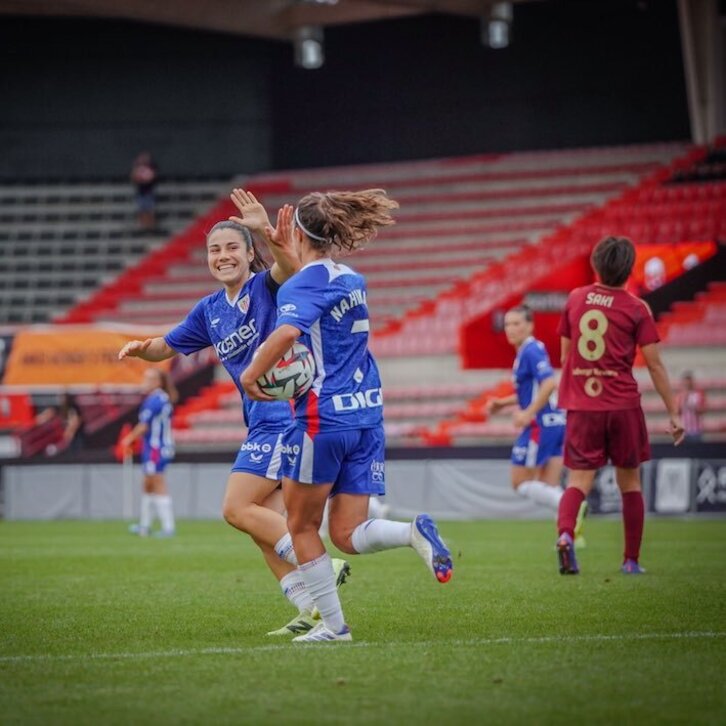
[271,0,690,168]
[0,0,689,180]
[0,18,281,180]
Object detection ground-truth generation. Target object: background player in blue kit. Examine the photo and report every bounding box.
[122,367,177,537]
[487,305,586,541]
[241,189,453,643]
[119,190,348,635]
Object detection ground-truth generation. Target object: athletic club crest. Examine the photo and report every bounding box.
[237,294,250,315]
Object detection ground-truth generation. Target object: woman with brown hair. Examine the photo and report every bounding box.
[242,189,453,643]
[119,190,349,634]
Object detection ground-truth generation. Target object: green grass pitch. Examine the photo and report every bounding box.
[1,518,725,724]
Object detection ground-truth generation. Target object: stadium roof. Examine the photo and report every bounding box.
[0,0,536,40]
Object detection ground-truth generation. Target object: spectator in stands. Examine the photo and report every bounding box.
[678,371,705,441]
[130,151,158,232]
[36,392,84,456]
[122,368,177,538]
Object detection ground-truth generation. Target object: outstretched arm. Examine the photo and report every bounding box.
[118,337,177,362]
[640,342,685,445]
[240,324,301,401]
[485,393,518,415]
[229,189,300,284]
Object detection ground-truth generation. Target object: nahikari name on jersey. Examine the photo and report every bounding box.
[214,318,260,361]
[330,288,367,322]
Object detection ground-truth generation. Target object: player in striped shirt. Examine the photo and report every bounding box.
[486,306,588,534]
[242,189,453,643]
[119,191,349,635]
[122,368,177,537]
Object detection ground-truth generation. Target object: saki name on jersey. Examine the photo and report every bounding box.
[557,283,660,411]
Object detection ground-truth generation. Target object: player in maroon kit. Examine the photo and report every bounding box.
[555,236,684,575]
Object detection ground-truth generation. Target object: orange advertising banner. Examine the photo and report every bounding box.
[632,241,718,292]
[2,327,170,386]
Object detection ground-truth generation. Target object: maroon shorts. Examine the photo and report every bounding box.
[564,408,650,470]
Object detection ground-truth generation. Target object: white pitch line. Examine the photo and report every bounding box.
[1,631,724,665]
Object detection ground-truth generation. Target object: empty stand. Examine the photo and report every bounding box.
[59,141,686,333]
[0,179,227,324]
[658,281,726,346]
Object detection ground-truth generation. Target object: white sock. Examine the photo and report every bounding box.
[367,497,388,519]
[155,495,175,532]
[279,570,315,614]
[351,518,412,554]
[299,553,345,632]
[139,494,153,529]
[318,502,330,539]
[517,480,563,510]
[274,533,298,566]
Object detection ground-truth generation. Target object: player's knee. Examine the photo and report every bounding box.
[286,511,320,539]
[222,500,251,533]
[328,526,356,554]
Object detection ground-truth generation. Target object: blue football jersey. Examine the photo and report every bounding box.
[164,271,292,433]
[513,337,564,427]
[275,259,383,433]
[139,388,174,456]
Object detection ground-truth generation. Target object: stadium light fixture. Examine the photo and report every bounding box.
[482,1,513,49]
[294,25,325,69]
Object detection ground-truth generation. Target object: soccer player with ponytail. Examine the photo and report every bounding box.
[242,189,453,643]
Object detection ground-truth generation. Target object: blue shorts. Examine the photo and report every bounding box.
[280,426,386,497]
[232,428,286,480]
[511,424,564,468]
[142,447,173,475]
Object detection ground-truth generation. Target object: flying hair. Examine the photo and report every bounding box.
[294,189,399,255]
[206,220,269,273]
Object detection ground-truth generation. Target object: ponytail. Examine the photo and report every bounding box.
[295,189,398,255]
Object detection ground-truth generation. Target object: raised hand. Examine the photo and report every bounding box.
[266,204,294,252]
[229,189,271,234]
[118,338,153,360]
